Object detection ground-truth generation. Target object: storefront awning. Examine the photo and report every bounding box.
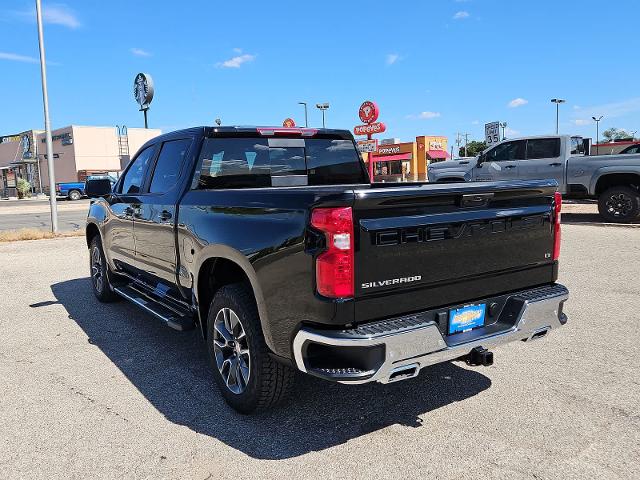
[427,150,450,159]
[371,153,412,162]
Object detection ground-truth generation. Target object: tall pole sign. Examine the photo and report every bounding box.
[134,73,154,129]
[354,100,385,181]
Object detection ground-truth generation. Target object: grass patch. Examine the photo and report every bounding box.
[0,228,84,243]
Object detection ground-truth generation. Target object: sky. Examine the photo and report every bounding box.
[1,0,640,149]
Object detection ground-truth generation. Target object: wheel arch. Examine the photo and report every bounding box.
[194,246,272,350]
[85,221,101,249]
[591,169,640,195]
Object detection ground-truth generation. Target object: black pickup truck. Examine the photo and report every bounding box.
[85,126,568,413]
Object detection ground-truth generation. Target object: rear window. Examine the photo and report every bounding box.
[196,137,367,189]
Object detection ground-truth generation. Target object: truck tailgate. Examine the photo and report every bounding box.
[353,180,559,322]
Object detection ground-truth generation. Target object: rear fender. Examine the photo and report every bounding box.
[193,244,273,351]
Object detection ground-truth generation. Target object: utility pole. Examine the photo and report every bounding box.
[35,0,57,233]
[316,103,329,128]
[463,133,470,157]
[298,102,308,127]
[592,116,603,155]
[551,98,566,134]
[500,122,508,140]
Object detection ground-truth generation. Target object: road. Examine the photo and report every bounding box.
[0,225,639,479]
[0,199,89,232]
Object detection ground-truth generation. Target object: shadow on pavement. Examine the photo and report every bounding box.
[50,278,491,460]
[562,213,604,224]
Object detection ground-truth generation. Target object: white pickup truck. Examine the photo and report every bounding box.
[428,135,640,223]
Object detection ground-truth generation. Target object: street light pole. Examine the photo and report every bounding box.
[316,103,329,128]
[35,0,58,233]
[592,116,603,155]
[298,102,308,127]
[500,122,508,140]
[551,98,566,134]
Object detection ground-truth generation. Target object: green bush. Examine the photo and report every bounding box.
[16,178,31,198]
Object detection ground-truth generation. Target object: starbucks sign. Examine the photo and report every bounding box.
[133,72,154,108]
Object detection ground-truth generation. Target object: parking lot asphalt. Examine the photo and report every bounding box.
[1,224,639,479]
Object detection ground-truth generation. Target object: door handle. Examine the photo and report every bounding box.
[504,165,516,169]
[549,162,562,167]
[159,210,172,221]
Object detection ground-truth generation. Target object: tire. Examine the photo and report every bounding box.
[68,190,82,201]
[89,236,119,302]
[206,283,294,413]
[597,186,640,223]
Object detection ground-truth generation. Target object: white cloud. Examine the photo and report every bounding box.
[505,127,520,137]
[130,48,151,57]
[386,53,400,65]
[44,4,80,28]
[573,119,590,126]
[453,11,470,20]
[0,51,38,63]
[0,51,59,66]
[471,120,480,125]
[508,97,528,108]
[13,3,80,29]
[216,53,256,68]
[573,105,581,110]
[407,111,441,120]
[232,47,243,54]
[572,97,640,120]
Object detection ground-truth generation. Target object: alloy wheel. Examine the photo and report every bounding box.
[212,308,251,394]
[606,193,633,218]
[91,246,104,294]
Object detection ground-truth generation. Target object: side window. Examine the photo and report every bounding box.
[149,139,191,193]
[526,138,561,159]
[485,140,526,162]
[120,145,155,194]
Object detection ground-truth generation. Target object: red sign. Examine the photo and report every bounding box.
[354,122,386,136]
[282,118,296,128]
[358,101,379,124]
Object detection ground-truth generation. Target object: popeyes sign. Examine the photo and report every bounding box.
[354,100,386,138]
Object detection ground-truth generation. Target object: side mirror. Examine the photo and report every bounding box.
[85,178,113,198]
[476,154,485,167]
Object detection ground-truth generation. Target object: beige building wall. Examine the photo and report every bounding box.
[127,128,161,158]
[36,125,161,187]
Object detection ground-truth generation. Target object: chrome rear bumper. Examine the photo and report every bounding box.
[293,284,568,384]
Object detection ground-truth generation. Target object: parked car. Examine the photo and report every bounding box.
[428,135,640,222]
[85,126,568,413]
[56,182,86,200]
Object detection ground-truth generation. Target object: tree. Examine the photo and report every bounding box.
[602,127,633,142]
[459,140,487,157]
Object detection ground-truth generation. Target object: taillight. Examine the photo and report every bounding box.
[553,191,562,261]
[311,207,354,298]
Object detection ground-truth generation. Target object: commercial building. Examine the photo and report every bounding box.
[362,135,449,182]
[0,125,160,198]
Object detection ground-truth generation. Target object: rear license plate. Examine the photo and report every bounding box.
[448,304,486,335]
